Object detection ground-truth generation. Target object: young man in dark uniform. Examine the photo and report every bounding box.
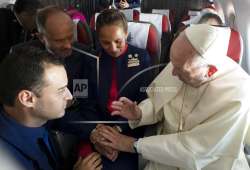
[0,46,102,170]
[11,5,99,137]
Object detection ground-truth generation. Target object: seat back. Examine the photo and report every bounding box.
[119,8,136,21]
[151,9,174,31]
[133,11,172,63]
[187,10,201,19]
[89,13,99,31]
[127,21,160,65]
[66,8,93,47]
[89,13,100,50]
[50,131,79,170]
[133,11,170,37]
[227,28,243,63]
[177,10,207,32]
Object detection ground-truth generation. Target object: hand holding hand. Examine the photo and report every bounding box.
[90,125,105,144]
[94,142,119,161]
[91,124,119,161]
[98,125,137,153]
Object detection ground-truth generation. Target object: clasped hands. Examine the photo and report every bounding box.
[90,124,120,161]
[90,97,142,157]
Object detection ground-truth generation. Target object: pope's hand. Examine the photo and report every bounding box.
[111,97,142,120]
[98,125,136,153]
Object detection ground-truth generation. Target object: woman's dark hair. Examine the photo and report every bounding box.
[96,8,128,34]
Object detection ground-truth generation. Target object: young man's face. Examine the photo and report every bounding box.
[33,64,72,121]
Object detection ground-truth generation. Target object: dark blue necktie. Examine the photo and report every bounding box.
[37,135,57,170]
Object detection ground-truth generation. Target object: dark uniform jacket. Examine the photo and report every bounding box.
[0,107,60,170]
[73,44,154,140]
[11,40,98,140]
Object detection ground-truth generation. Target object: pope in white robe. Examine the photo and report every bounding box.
[98,24,250,170]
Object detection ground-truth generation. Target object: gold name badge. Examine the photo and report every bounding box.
[128,54,140,67]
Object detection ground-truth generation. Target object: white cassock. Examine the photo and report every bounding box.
[129,25,250,170]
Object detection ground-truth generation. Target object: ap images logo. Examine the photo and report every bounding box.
[73,79,88,98]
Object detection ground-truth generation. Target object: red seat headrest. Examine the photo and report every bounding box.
[227,28,243,63]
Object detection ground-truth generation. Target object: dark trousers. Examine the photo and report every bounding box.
[102,152,138,170]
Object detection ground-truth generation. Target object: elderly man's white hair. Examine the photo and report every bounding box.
[184,24,230,68]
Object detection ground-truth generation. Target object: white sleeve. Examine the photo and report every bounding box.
[136,101,250,169]
[129,98,164,129]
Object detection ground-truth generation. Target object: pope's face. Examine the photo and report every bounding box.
[170,33,209,88]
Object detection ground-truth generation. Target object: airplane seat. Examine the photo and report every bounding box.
[127,21,160,66]
[187,10,201,19]
[177,3,222,35]
[177,9,201,33]
[245,129,250,166]
[151,9,175,32]
[178,2,218,27]
[179,9,201,25]
[89,13,98,31]
[152,8,198,34]
[133,10,171,34]
[50,131,79,170]
[180,0,215,22]
[133,10,172,63]
[227,28,243,63]
[119,8,138,21]
[66,7,93,47]
[215,26,243,63]
[151,9,185,43]
[89,13,101,51]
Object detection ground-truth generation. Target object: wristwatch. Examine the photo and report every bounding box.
[133,139,139,153]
